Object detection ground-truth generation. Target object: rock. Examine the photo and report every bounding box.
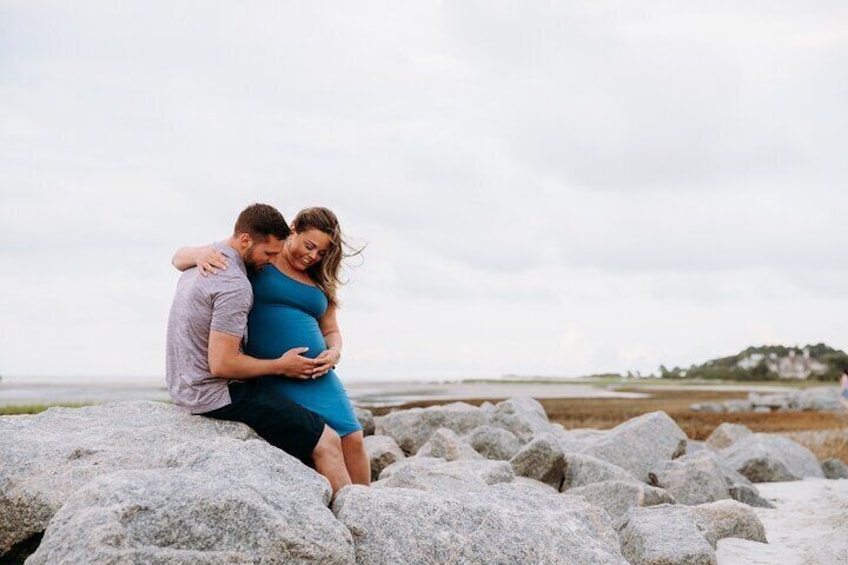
[467,425,521,460]
[748,392,790,411]
[333,482,629,564]
[581,411,688,482]
[705,422,753,451]
[649,451,731,505]
[363,435,405,482]
[378,457,514,491]
[416,428,483,460]
[561,453,636,490]
[567,480,675,520]
[509,433,565,489]
[27,466,354,564]
[488,396,554,441]
[374,402,487,454]
[686,440,709,454]
[690,403,725,413]
[728,484,775,509]
[691,499,767,546]
[724,399,754,412]
[794,388,844,411]
[822,457,848,479]
[354,407,375,436]
[0,401,256,556]
[558,428,609,453]
[617,501,767,565]
[721,434,825,482]
[617,505,716,565]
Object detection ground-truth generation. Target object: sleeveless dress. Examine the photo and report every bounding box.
[245,264,361,436]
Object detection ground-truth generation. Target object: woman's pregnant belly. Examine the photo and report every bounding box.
[245,305,326,360]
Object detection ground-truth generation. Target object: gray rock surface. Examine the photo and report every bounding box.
[0,402,257,555]
[27,467,353,564]
[363,434,405,482]
[582,411,688,482]
[821,457,848,479]
[567,480,676,520]
[721,433,825,482]
[354,407,375,436]
[558,427,609,452]
[617,505,716,565]
[374,402,487,454]
[509,432,565,489]
[467,425,521,460]
[649,451,731,505]
[488,396,553,441]
[617,501,767,565]
[691,499,767,546]
[377,457,514,492]
[333,482,629,564]
[561,452,637,490]
[705,422,753,451]
[415,427,483,460]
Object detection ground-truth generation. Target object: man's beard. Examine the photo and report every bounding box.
[244,244,262,274]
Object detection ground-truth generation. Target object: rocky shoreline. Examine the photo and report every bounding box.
[2,398,846,563]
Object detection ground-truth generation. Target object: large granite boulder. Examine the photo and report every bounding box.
[509,432,565,489]
[617,501,766,565]
[705,422,753,451]
[0,402,257,556]
[561,453,637,490]
[567,480,676,520]
[377,457,514,492]
[558,428,609,453]
[581,411,688,482]
[822,457,848,479]
[27,466,353,564]
[363,434,405,482]
[721,434,825,482]
[416,428,483,460]
[649,451,731,505]
[374,402,487,454]
[487,396,554,441]
[354,407,375,436]
[333,482,629,564]
[466,425,521,460]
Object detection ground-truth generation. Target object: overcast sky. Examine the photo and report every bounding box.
[2,1,846,383]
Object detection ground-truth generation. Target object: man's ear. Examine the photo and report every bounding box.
[236,232,253,250]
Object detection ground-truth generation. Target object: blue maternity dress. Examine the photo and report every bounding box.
[245,264,361,436]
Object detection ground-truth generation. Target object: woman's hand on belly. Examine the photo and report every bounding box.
[277,347,322,380]
[310,348,339,379]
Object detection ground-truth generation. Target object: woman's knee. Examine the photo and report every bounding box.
[341,430,364,450]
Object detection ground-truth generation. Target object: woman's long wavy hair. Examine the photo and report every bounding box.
[292,207,362,307]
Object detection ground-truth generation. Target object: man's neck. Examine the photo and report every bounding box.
[224,236,246,260]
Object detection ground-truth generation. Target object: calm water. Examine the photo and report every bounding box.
[0,376,644,408]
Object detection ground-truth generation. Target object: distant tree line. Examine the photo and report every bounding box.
[657,343,848,382]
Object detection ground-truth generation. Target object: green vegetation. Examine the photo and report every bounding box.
[658,343,848,382]
[0,403,92,416]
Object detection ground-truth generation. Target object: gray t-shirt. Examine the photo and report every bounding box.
[166,242,252,413]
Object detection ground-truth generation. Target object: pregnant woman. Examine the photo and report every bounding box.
[173,207,370,484]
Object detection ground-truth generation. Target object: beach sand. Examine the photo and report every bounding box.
[716,478,848,564]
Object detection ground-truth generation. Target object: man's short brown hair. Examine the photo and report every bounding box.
[233,203,290,242]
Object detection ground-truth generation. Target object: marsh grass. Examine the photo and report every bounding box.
[372,387,848,463]
[0,403,91,416]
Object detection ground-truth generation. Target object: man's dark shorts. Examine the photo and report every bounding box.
[203,380,326,464]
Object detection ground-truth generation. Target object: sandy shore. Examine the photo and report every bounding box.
[716,478,848,564]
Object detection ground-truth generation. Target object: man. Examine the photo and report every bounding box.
[166,202,352,494]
